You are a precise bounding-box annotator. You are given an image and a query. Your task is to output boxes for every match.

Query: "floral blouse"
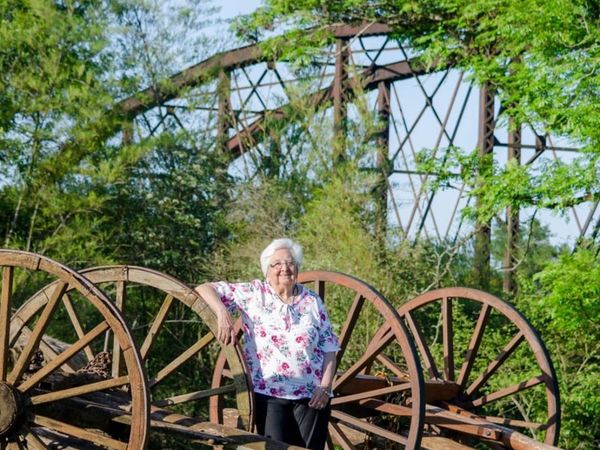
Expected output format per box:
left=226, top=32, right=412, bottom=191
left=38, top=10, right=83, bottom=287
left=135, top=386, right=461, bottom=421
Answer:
left=212, top=279, right=340, bottom=400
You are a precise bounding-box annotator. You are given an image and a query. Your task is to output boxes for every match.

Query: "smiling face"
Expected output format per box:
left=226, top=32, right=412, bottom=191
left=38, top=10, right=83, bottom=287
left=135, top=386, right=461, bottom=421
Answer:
left=266, top=247, right=298, bottom=295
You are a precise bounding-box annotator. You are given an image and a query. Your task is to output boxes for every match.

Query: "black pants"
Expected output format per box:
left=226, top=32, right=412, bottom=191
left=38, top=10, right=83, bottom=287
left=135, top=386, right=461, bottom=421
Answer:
left=254, top=392, right=330, bottom=450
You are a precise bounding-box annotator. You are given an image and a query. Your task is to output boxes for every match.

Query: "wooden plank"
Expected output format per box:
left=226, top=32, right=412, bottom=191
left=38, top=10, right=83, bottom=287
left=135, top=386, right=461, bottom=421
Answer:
left=153, top=383, right=236, bottom=407
left=331, top=409, right=408, bottom=445
left=32, top=415, right=127, bottom=450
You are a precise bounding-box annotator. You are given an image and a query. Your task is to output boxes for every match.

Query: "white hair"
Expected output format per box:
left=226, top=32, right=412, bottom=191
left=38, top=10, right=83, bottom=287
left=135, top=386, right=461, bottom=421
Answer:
left=260, top=238, right=303, bottom=276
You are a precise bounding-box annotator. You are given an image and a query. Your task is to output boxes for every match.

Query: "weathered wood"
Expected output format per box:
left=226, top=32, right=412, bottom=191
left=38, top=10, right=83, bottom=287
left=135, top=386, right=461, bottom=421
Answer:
left=62, top=294, right=95, bottom=362
left=0, top=267, right=13, bottom=381
left=18, top=322, right=110, bottom=393
left=32, top=415, right=127, bottom=450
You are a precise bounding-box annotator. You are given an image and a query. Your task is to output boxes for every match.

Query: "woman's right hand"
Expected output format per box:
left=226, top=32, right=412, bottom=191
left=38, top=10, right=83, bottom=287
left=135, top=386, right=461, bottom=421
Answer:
left=216, top=308, right=236, bottom=345
left=195, top=283, right=237, bottom=346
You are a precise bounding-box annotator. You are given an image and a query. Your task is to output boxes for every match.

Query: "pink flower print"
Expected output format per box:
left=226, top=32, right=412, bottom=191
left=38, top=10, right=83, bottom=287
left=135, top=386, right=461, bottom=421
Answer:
left=306, top=366, right=312, bottom=374
left=256, top=352, right=263, bottom=360
left=258, top=381, right=266, bottom=390
left=270, top=388, right=278, bottom=395
left=315, top=369, right=322, bottom=378
left=259, top=329, right=267, bottom=337
left=281, top=362, right=289, bottom=370
left=320, top=312, right=327, bottom=321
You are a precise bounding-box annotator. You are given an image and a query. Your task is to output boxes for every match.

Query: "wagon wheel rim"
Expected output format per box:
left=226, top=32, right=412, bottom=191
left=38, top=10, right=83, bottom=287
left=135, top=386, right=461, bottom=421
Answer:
left=15, top=265, right=253, bottom=432
left=211, top=270, right=425, bottom=450
left=397, top=287, right=560, bottom=447
left=0, top=250, right=149, bottom=450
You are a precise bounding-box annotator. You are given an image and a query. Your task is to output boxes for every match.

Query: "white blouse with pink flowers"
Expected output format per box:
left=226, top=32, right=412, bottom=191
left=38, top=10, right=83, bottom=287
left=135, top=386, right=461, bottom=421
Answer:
left=212, top=279, right=340, bottom=400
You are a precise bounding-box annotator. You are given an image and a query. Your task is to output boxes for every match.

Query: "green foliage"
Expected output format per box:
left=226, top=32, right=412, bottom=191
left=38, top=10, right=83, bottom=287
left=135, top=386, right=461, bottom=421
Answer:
left=517, top=247, right=600, bottom=449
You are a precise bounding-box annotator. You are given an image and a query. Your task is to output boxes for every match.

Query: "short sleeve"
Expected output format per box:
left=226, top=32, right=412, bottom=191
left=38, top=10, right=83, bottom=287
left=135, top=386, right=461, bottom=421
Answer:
left=316, top=298, right=340, bottom=353
left=211, top=281, right=255, bottom=314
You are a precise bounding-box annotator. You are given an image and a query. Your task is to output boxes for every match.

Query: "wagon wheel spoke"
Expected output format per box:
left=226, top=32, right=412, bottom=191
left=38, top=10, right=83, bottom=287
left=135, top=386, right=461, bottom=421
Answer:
left=0, top=267, right=13, bottom=381
left=300, top=271, right=424, bottom=450
left=375, top=353, right=410, bottom=379
left=22, top=426, right=48, bottom=450
left=111, top=280, right=126, bottom=378
left=465, top=331, right=524, bottom=397
left=149, top=331, right=214, bottom=387
left=480, top=415, right=546, bottom=431
left=404, top=311, right=440, bottom=380
left=32, top=415, right=128, bottom=450
left=332, top=410, right=408, bottom=446
left=331, top=382, right=412, bottom=405
left=400, top=287, right=561, bottom=447
left=333, top=328, right=396, bottom=391
left=30, top=376, right=129, bottom=405
left=328, top=422, right=357, bottom=450
left=139, top=293, right=175, bottom=361
left=2, top=252, right=148, bottom=449
left=457, top=303, right=491, bottom=388
left=336, top=293, right=365, bottom=367
left=73, top=265, right=252, bottom=429
left=61, top=293, right=95, bottom=362
left=442, top=296, right=454, bottom=381
left=9, top=281, right=68, bottom=385
left=465, top=374, right=545, bottom=409
left=18, top=321, right=110, bottom=392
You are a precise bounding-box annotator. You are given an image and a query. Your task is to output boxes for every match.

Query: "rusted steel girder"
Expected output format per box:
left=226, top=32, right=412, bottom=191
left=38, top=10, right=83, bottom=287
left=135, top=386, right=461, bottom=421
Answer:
left=503, top=118, right=521, bottom=295
left=117, top=23, right=392, bottom=118
left=473, top=82, right=495, bottom=289
left=225, top=59, right=430, bottom=158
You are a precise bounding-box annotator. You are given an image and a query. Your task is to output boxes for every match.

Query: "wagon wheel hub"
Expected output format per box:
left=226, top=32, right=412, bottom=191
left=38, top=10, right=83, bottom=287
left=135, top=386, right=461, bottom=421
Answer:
left=0, top=383, right=24, bottom=437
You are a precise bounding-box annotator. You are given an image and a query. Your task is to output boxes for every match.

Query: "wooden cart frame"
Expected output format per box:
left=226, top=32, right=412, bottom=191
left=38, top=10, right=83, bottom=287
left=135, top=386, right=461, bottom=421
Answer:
left=0, top=250, right=561, bottom=450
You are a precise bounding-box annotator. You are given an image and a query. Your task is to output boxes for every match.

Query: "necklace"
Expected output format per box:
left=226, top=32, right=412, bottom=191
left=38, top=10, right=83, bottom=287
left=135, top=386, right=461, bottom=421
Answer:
left=278, top=284, right=299, bottom=305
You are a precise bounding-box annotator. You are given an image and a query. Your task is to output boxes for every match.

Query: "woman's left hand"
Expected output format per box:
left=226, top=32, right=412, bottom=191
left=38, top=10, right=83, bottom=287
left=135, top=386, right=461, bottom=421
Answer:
left=308, top=385, right=331, bottom=410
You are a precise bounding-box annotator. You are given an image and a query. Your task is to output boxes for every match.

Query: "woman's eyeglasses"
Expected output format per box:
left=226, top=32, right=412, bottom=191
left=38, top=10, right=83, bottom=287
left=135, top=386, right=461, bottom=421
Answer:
left=269, top=260, right=296, bottom=270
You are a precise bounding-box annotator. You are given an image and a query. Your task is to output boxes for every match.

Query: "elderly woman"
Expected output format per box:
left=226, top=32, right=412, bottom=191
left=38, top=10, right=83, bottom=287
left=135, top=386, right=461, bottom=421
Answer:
left=196, top=238, right=339, bottom=450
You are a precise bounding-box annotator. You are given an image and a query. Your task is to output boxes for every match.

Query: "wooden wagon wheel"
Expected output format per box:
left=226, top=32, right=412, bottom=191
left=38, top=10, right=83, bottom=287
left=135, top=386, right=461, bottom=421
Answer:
left=14, top=265, right=253, bottom=443
left=396, top=287, right=560, bottom=449
left=0, top=250, right=149, bottom=449
left=210, top=270, right=426, bottom=450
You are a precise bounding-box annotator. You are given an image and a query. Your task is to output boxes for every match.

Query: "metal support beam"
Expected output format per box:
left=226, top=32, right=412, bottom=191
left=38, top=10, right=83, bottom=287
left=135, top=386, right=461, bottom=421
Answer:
left=473, top=83, right=495, bottom=289
left=333, top=38, right=349, bottom=165
left=375, top=80, right=391, bottom=250
left=216, top=69, right=232, bottom=205
left=503, top=119, right=521, bottom=295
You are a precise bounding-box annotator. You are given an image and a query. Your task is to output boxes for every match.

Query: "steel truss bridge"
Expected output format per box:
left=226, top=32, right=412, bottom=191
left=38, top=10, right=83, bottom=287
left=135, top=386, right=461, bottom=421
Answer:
left=115, top=23, right=597, bottom=292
